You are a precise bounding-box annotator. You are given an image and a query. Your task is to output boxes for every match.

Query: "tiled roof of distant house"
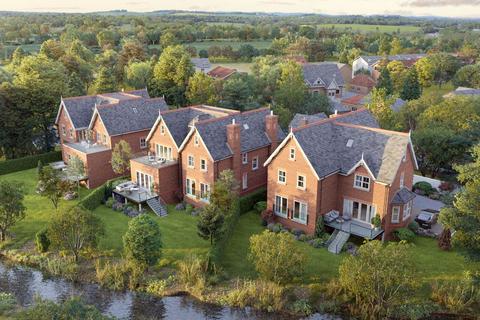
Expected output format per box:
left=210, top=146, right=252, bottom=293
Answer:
left=191, top=58, right=212, bottom=72
left=58, top=89, right=150, bottom=129
left=207, top=66, right=237, bottom=80
left=302, top=62, right=345, bottom=88
left=289, top=113, right=328, bottom=129
left=444, top=87, right=480, bottom=98
left=359, top=54, right=426, bottom=67
left=351, top=74, right=376, bottom=88
left=341, top=94, right=367, bottom=106
left=194, top=108, right=286, bottom=161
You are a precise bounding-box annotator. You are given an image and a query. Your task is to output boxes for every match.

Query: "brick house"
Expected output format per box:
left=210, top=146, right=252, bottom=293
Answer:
left=352, top=54, right=426, bottom=80
left=129, top=105, right=238, bottom=204
left=264, top=109, right=417, bottom=246
left=178, top=108, right=285, bottom=207
left=302, top=62, right=346, bottom=98
left=207, top=66, right=237, bottom=80
left=349, top=74, right=376, bottom=94
left=56, top=89, right=168, bottom=188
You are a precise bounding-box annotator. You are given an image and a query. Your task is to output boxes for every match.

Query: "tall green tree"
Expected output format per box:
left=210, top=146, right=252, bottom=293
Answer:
left=111, top=140, right=132, bottom=175
left=0, top=181, right=25, bottom=241
left=220, top=74, right=257, bottom=111
left=39, top=39, right=65, bottom=60
left=123, top=214, right=162, bottom=266
left=93, top=67, right=118, bottom=94
left=36, top=165, right=64, bottom=210
left=400, top=68, right=422, bottom=101
left=377, top=68, right=394, bottom=96
left=197, top=204, right=224, bottom=245
left=49, top=206, right=105, bottom=262
left=186, top=72, right=218, bottom=105
left=367, top=88, right=396, bottom=129
left=274, top=60, right=306, bottom=113
left=125, top=61, right=152, bottom=89
left=454, top=64, right=480, bottom=89
left=439, top=145, right=480, bottom=260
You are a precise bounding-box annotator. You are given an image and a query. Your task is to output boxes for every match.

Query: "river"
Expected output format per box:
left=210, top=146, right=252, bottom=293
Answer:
left=0, top=260, right=341, bottom=320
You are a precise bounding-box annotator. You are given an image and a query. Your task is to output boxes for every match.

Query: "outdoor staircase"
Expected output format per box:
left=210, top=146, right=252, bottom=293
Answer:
left=146, top=198, right=168, bottom=217
left=327, top=230, right=350, bottom=254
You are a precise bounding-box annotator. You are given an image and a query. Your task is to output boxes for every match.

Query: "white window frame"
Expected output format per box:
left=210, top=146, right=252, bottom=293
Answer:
left=274, top=195, right=288, bottom=218
left=289, top=148, right=296, bottom=160
left=403, top=201, right=412, bottom=221
left=102, top=134, right=107, bottom=144
left=200, top=183, right=210, bottom=202
left=96, top=132, right=101, bottom=143
left=242, top=172, right=248, bottom=190
left=278, top=169, right=286, bottom=184
left=186, top=178, right=196, bottom=197
left=200, top=158, right=207, bottom=172
left=242, top=153, right=248, bottom=164
left=155, top=144, right=172, bottom=160
left=293, top=200, right=308, bottom=224
left=252, top=156, right=258, bottom=171
left=354, top=174, right=370, bottom=191
left=188, top=155, right=194, bottom=168
left=140, top=137, right=147, bottom=149
left=160, top=125, right=165, bottom=135
left=194, top=135, right=199, bottom=146
left=392, top=206, right=400, bottom=223
left=297, top=174, right=306, bottom=190
left=136, top=171, right=153, bottom=190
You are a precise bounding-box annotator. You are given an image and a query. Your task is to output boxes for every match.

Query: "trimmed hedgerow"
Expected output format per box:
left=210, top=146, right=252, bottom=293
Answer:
left=78, top=185, right=106, bottom=211
left=0, top=151, right=62, bottom=175
left=239, top=188, right=266, bottom=214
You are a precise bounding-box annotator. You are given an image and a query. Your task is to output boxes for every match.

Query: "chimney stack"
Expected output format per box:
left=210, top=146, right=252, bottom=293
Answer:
left=227, top=118, right=242, bottom=183
left=329, top=110, right=339, bottom=118
left=265, top=110, right=279, bottom=152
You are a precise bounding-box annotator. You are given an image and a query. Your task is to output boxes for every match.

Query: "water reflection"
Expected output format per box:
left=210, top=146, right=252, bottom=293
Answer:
left=0, top=261, right=341, bottom=320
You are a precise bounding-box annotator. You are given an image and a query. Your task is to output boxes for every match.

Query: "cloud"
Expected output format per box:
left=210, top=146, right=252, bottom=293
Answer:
left=406, top=0, right=480, bottom=7
left=259, top=1, right=296, bottom=6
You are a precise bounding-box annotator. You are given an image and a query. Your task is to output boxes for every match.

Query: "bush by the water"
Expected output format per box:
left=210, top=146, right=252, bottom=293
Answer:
left=35, top=229, right=50, bottom=253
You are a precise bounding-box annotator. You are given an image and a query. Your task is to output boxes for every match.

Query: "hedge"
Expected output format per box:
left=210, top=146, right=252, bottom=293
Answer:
left=0, top=151, right=62, bottom=176
left=78, top=185, right=106, bottom=211
left=239, top=187, right=267, bottom=214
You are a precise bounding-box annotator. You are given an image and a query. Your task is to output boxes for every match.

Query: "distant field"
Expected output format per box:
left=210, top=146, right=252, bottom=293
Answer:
left=187, top=40, right=271, bottom=50
left=211, top=62, right=253, bottom=73
left=318, top=23, right=421, bottom=33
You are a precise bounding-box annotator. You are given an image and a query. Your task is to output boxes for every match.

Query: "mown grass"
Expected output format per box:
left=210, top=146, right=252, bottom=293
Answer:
left=317, top=23, right=421, bottom=33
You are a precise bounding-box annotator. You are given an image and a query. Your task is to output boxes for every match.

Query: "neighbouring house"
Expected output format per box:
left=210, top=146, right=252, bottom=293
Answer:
left=56, top=89, right=168, bottom=188
left=264, top=108, right=417, bottom=251
left=178, top=108, right=286, bottom=207
left=340, top=93, right=369, bottom=110
left=191, top=58, right=213, bottom=73
left=289, top=112, right=327, bottom=129
left=443, top=87, right=480, bottom=98
left=303, top=62, right=346, bottom=98
left=129, top=105, right=239, bottom=205
left=207, top=66, right=237, bottom=80
left=352, top=54, right=426, bottom=79
left=349, top=74, right=376, bottom=94
left=390, top=98, right=407, bottom=113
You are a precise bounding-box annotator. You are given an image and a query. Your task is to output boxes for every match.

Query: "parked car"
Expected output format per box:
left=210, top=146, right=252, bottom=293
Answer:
left=415, top=209, right=439, bottom=229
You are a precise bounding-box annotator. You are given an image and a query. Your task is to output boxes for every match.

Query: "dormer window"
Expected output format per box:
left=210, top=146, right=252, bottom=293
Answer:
left=354, top=174, right=370, bottom=191
left=133, top=107, right=138, bottom=114
left=243, top=123, right=249, bottom=130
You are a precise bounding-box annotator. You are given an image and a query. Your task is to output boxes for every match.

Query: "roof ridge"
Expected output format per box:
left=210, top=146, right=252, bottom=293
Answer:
left=195, top=107, right=271, bottom=126
left=292, top=108, right=369, bottom=132
left=334, top=121, right=409, bottom=137
left=160, top=106, right=194, bottom=115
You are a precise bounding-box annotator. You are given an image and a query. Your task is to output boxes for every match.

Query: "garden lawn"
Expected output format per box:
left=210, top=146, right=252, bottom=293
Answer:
left=92, top=205, right=209, bottom=261
left=0, top=168, right=92, bottom=249
left=221, top=212, right=480, bottom=289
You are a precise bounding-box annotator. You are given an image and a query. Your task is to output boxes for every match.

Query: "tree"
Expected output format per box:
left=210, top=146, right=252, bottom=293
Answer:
left=111, top=140, right=132, bottom=175
left=48, top=206, right=105, bottom=262
left=302, top=92, right=332, bottom=115
left=377, top=68, right=394, bottom=96
left=274, top=61, right=306, bottom=113
left=400, top=68, right=421, bottom=101
left=339, top=241, right=416, bottom=319
left=415, top=57, right=435, bottom=87
left=123, top=214, right=162, bottom=266
left=93, top=67, right=117, bottom=94
left=118, top=41, right=146, bottom=83
left=36, top=166, right=64, bottom=210
left=378, top=34, right=392, bottom=55
left=249, top=230, right=306, bottom=284
left=390, top=37, right=403, bottom=55
left=220, top=74, right=257, bottom=111
left=160, top=32, right=177, bottom=48
left=387, top=60, right=407, bottom=92
left=439, top=145, right=480, bottom=260
left=367, top=88, right=396, bottom=129
left=454, top=64, right=480, bottom=89
left=186, top=72, right=218, bottom=105
left=197, top=204, right=224, bottom=245
left=39, top=39, right=65, bottom=60
left=0, top=181, right=25, bottom=241
left=125, top=61, right=152, bottom=89
left=96, top=30, right=118, bottom=49
left=65, top=155, right=85, bottom=194
left=209, top=169, right=239, bottom=215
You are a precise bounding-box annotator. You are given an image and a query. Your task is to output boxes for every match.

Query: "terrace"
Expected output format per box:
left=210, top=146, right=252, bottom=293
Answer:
left=64, top=141, right=110, bottom=154
left=324, top=211, right=384, bottom=239
left=130, top=155, right=178, bottom=169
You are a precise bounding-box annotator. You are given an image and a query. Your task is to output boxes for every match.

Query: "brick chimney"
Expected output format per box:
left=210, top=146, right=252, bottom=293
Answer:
left=226, top=118, right=242, bottom=183
left=265, top=110, right=279, bottom=152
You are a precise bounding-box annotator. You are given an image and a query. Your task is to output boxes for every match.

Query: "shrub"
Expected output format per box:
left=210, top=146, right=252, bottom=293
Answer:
left=40, top=257, right=78, bottom=281
left=438, top=181, right=454, bottom=192
left=0, top=151, right=62, bottom=175
left=239, top=188, right=266, bottom=214
left=438, top=228, right=452, bottom=251
left=219, top=280, right=286, bottom=312
left=123, top=214, right=162, bottom=266
left=310, top=238, right=325, bottom=248
left=291, top=228, right=304, bottom=237
left=315, top=216, right=325, bottom=237
left=177, top=255, right=207, bottom=294
left=254, top=201, right=267, bottom=214
left=249, top=230, right=306, bottom=284
left=145, top=277, right=174, bottom=296
left=0, top=292, right=16, bottom=315
left=105, top=198, right=114, bottom=208
left=290, top=299, right=313, bottom=316
left=95, top=259, right=126, bottom=290
left=408, top=221, right=420, bottom=232
left=35, top=228, right=50, bottom=253
left=413, top=181, right=436, bottom=196
left=393, top=228, right=415, bottom=242
left=371, top=214, right=381, bottom=228
left=431, top=272, right=479, bottom=313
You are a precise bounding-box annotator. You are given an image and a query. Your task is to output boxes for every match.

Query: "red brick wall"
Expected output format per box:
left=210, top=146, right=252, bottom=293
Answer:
left=57, top=106, right=77, bottom=144
left=147, top=119, right=180, bottom=159
left=91, top=116, right=110, bottom=148
left=239, top=146, right=270, bottom=196
left=111, top=130, right=150, bottom=155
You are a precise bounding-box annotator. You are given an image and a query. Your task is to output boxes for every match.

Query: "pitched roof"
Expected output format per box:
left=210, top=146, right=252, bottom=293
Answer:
left=207, top=66, right=237, bottom=79
left=94, top=97, right=168, bottom=136
left=291, top=111, right=410, bottom=184
left=302, top=63, right=345, bottom=88
left=341, top=94, right=367, bottom=106
left=195, top=108, right=286, bottom=161
left=390, top=98, right=407, bottom=112
left=351, top=74, right=376, bottom=87
left=445, top=87, right=480, bottom=97
left=59, top=89, right=150, bottom=129
left=391, top=187, right=416, bottom=204
left=191, top=58, right=212, bottom=71
left=289, top=112, right=328, bottom=129
left=358, top=54, right=426, bottom=67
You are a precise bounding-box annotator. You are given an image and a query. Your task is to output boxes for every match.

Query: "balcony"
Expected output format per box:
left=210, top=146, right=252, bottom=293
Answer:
left=65, top=141, right=109, bottom=154
left=324, top=211, right=383, bottom=240
left=131, top=155, right=178, bottom=169
left=112, top=181, right=158, bottom=204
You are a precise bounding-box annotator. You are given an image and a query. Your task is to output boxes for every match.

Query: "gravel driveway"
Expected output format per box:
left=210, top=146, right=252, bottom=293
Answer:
left=413, top=195, right=445, bottom=236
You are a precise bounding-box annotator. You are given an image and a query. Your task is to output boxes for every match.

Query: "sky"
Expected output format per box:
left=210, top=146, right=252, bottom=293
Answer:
left=2, top=0, right=480, bottom=18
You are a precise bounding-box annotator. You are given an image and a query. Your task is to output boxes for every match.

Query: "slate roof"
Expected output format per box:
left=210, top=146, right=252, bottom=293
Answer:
left=196, top=109, right=286, bottom=161
left=391, top=187, right=416, bottom=204
left=359, top=54, right=426, bottom=67
left=95, top=97, right=168, bottom=136
left=290, top=109, right=409, bottom=185
left=445, top=87, right=480, bottom=97
left=191, top=58, right=212, bottom=72
left=303, top=63, right=345, bottom=88
left=390, top=98, right=407, bottom=112
left=59, top=89, right=150, bottom=129
left=289, top=113, right=328, bottom=129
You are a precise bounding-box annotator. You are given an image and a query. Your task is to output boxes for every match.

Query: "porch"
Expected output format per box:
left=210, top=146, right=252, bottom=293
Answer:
left=324, top=211, right=383, bottom=240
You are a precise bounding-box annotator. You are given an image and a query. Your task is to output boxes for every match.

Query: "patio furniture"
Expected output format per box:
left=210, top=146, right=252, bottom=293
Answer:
left=324, top=210, right=339, bottom=223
